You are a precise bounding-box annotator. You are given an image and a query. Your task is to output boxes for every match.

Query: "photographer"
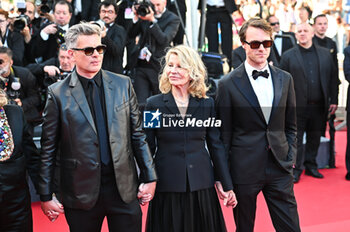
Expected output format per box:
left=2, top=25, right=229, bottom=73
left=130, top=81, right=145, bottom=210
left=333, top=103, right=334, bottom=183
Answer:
left=26, top=43, right=74, bottom=110
left=31, top=0, right=72, bottom=62
left=99, top=0, right=126, bottom=74
left=0, top=47, right=41, bottom=135
left=128, top=0, right=179, bottom=108
left=0, top=9, right=25, bottom=66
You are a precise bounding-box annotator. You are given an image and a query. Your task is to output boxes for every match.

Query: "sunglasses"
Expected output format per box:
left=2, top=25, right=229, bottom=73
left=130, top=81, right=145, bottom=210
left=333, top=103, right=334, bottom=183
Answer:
left=72, top=45, right=107, bottom=56
left=244, top=40, right=273, bottom=49
left=270, top=22, right=280, bottom=26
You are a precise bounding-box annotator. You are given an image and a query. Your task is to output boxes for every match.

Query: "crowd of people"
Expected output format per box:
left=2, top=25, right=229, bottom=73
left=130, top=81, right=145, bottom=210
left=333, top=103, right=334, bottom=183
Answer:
left=0, top=0, right=348, bottom=232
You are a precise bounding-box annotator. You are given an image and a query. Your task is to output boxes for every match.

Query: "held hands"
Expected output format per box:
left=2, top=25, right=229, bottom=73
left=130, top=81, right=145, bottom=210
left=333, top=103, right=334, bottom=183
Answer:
left=44, top=65, right=60, bottom=76
left=137, top=181, right=156, bottom=205
left=215, top=181, right=238, bottom=208
left=41, top=196, right=64, bottom=222
left=328, top=104, right=338, bottom=115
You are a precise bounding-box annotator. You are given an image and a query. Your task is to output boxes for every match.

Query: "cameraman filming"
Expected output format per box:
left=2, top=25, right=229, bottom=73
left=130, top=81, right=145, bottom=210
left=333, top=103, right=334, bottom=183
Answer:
left=128, top=0, right=179, bottom=108
left=32, top=0, right=72, bottom=62
left=0, top=9, right=25, bottom=66
left=0, top=47, right=41, bottom=135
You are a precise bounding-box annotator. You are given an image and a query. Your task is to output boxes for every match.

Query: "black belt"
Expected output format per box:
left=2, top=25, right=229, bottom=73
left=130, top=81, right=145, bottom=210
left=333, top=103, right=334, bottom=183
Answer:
left=307, top=101, right=323, bottom=105
left=207, top=5, right=226, bottom=9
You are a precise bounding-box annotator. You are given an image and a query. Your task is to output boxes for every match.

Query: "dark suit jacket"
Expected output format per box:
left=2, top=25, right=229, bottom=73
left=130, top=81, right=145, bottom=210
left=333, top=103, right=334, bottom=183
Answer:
left=279, top=45, right=339, bottom=112
left=198, top=0, right=237, bottom=13
left=39, top=70, right=157, bottom=209
left=216, top=64, right=297, bottom=184
left=0, top=104, right=39, bottom=194
left=70, top=0, right=100, bottom=25
left=128, top=9, right=180, bottom=71
left=231, top=46, right=279, bottom=69
left=102, top=23, right=127, bottom=74
left=343, top=46, right=350, bottom=111
left=6, top=29, right=25, bottom=66
left=272, top=31, right=296, bottom=62
left=11, top=66, right=41, bottom=122
left=145, top=93, right=233, bottom=192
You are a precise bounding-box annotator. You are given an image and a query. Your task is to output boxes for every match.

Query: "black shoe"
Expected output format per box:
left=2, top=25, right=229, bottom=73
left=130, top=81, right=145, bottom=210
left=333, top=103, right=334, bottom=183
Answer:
left=305, top=169, right=324, bottom=178
left=293, top=172, right=301, bottom=183
left=346, top=173, right=350, bottom=181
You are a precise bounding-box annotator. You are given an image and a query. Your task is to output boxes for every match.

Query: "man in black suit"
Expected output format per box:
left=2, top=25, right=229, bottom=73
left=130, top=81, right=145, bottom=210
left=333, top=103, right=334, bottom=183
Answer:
left=0, top=47, right=41, bottom=134
left=199, top=0, right=237, bottom=65
left=343, top=46, right=350, bottom=180
left=280, top=23, right=339, bottom=183
left=129, top=0, right=179, bottom=108
left=31, top=0, right=72, bottom=62
left=167, top=0, right=186, bottom=45
left=216, top=18, right=300, bottom=232
left=99, top=0, right=126, bottom=74
left=313, top=14, right=339, bottom=168
left=267, top=15, right=295, bottom=64
left=69, top=0, right=100, bottom=25
left=38, top=22, right=157, bottom=232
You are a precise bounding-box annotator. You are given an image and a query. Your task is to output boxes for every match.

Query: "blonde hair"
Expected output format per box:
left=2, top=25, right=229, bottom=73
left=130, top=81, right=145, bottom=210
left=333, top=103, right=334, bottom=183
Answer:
left=159, top=45, right=208, bottom=98
left=0, top=89, right=8, bottom=107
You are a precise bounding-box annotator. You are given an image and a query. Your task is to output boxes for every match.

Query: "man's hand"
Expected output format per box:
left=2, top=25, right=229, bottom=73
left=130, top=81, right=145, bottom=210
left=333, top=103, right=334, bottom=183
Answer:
left=137, top=181, right=156, bottom=205
left=138, top=7, right=156, bottom=23
left=41, top=199, right=64, bottom=222
left=215, top=181, right=238, bottom=207
left=44, top=65, right=60, bottom=77
left=329, top=104, right=338, bottom=115
left=13, top=98, right=22, bottom=106
left=42, top=23, right=58, bottom=35
left=21, top=26, right=31, bottom=44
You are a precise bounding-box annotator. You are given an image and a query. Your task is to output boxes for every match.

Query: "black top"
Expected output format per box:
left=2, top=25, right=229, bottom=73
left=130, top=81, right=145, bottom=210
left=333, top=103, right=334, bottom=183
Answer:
left=298, top=44, right=323, bottom=103
left=77, top=71, right=114, bottom=175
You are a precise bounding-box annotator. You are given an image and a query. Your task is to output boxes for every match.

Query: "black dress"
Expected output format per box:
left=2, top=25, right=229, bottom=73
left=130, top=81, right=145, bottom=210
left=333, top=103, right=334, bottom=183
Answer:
left=144, top=93, right=233, bottom=232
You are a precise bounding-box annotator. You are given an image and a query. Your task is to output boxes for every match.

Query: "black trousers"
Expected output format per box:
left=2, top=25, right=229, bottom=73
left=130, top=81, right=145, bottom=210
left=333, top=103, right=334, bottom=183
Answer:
left=294, top=105, right=325, bottom=173
left=133, top=66, right=160, bottom=109
left=346, top=111, right=350, bottom=174
left=65, top=175, right=142, bottom=232
left=205, top=7, right=233, bottom=64
left=0, top=188, right=33, bottom=232
left=233, top=151, right=300, bottom=232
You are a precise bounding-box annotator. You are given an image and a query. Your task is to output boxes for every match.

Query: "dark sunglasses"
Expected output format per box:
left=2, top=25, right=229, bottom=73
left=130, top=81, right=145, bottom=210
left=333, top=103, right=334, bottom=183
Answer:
left=244, top=40, right=273, bottom=49
left=72, top=45, right=107, bottom=56
left=270, top=22, right=280, bottom=26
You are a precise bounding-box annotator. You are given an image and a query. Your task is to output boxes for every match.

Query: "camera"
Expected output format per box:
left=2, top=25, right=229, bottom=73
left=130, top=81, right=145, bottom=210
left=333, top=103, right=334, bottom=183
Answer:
left=13, top=0, right=30, bottom=32
left=0, top=77, right=21, bottom=105
left=134, top=0, right=155, bottom=17
left=39, top=0, right=51, bottom=16
left=43, top=70, right=70, bottom=87
left=56, top=26, right=65, bottom=44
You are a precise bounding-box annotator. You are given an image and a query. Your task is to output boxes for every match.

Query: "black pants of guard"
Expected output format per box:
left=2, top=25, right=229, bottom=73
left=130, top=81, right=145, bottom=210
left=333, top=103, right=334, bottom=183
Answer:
left=0, top=189, right=33, bottom=232
left=294, top=105, right=325, bottom=173
left=346, top=111, right=350, bottom=174
left=65, top=175, right=142, bottom=232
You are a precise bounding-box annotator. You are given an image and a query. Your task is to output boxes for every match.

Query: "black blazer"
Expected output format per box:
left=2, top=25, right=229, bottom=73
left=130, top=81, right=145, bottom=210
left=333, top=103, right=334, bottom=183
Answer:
left=279, top=45, right=339, bottom=111
left=128, top=10, right=180, bottom=71
left=6, top=29, right=25, bottom=66
left=343, top=46, right=350, bottom=111
left=102, top=23, right=127, bottom=74
left=70, top=0, right=100, bottom=25
left=216, top=64, right=297, bottom=184
left=272, top=31, right=296, bottom=62
left=39, top=70, right=157, bottom=209
left=0, top=104, right=39, bottom=194
left=145, top=93, right=233, bottom=192
left=198, top=0, right=237, bottom=13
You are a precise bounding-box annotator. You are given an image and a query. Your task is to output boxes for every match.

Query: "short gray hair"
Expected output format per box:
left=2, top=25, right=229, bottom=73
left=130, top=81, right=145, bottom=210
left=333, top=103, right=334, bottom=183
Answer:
left=64, top=22, right=101, bottom=49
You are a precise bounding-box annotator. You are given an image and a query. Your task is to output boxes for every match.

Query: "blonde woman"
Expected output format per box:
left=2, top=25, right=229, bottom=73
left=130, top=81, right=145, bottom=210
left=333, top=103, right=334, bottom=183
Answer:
left=144, top=45, right=237, bottom=232
left=0, top=89, right=40, bottom=231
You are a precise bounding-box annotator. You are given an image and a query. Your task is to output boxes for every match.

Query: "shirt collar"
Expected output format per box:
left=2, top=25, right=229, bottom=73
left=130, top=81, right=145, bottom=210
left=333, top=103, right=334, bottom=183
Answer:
left=77, top=70, right=102, bottom=90
left=244, top=60, right=270, bottom=79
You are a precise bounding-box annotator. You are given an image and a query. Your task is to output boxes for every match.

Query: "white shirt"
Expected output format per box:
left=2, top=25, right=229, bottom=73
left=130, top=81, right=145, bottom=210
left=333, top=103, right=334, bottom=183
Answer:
left=274, top=31, right=283, bottom=56
left=207, top=0, right=225, bottom=7
left=244, top=61, right=274, bottom=123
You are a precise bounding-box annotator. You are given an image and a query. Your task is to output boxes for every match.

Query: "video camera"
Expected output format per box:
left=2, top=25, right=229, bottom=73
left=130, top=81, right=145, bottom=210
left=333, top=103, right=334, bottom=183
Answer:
left=133, top=0, right=155, bottom=17
left=13, top=1, right=30, bottom=32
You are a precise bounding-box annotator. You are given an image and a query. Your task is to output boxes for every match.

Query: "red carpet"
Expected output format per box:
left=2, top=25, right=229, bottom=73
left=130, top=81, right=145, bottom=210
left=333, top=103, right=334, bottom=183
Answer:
left=32, top=131, right=350, bottom=232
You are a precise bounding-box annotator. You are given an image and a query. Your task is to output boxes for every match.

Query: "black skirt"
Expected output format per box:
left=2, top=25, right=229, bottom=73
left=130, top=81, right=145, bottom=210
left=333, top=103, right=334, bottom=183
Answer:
left=146, top=187, right=227, bottom=232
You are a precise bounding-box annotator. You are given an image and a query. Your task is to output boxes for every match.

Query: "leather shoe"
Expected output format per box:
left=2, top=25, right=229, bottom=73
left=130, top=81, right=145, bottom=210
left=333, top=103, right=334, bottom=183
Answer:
left=305, top=169, right=324, bottom=178
left=293, top=172, right=301, bottom=183
left=346, top=173, right=350, bottom=181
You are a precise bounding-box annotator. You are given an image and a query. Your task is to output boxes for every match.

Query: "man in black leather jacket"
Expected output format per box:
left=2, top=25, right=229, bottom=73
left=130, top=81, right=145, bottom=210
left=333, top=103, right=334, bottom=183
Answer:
left=38, top=22, right=157, bottom=232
